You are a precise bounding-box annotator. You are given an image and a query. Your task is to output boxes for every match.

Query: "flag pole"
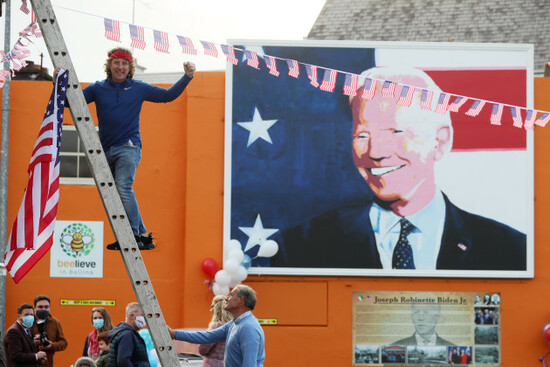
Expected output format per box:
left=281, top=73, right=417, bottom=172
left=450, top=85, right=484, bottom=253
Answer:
left=0, top=0, right=12, bottom=344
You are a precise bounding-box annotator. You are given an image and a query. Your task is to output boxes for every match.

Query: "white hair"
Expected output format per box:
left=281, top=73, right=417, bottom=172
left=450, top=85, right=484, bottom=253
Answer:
left=352, top=66, right=454, bottom=156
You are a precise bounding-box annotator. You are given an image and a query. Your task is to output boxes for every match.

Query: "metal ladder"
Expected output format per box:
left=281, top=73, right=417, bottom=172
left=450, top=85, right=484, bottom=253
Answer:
left=30, top=0, right=181, bottom=365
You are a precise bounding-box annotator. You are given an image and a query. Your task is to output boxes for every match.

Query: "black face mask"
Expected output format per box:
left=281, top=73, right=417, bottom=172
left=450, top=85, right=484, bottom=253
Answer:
left=36, top=310, right=49, bottom=320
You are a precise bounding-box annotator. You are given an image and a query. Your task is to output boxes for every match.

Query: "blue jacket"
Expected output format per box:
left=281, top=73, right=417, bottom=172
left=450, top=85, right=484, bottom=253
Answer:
left=107, top=322, right=149, bottom=367
left=83, top=74, right=192, bottom=151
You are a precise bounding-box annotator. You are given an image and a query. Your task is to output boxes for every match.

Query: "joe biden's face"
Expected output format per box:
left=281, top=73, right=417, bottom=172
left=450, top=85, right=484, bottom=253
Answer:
left=351, top=72, right=451, bottom=215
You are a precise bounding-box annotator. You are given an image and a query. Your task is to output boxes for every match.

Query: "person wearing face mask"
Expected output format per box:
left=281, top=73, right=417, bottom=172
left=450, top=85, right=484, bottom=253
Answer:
left=4, top=303, right=47, bottom=366
left=30, top=295, right=67, bottom=367
left=82, top=308, right=114, bottom=360
left=107, top=302, right=149, bottom=367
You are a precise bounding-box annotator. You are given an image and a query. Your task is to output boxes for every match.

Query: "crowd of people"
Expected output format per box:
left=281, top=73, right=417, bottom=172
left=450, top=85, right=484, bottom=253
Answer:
left=448, top=347, right=472, bottom=364
left=2, top=284, right=264, bottom=367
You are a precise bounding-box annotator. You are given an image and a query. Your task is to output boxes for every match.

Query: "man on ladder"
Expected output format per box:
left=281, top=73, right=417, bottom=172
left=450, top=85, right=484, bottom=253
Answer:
left=55, top=47, right=196, bottom=250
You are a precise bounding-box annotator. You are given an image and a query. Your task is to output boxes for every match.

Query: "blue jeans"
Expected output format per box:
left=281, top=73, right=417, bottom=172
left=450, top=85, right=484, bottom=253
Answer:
left=105, top=141, right=146, bottom=235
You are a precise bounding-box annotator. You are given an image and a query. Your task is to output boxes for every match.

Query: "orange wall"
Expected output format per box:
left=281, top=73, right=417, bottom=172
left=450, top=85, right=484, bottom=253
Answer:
left=2, top=75, right=550, bottom=366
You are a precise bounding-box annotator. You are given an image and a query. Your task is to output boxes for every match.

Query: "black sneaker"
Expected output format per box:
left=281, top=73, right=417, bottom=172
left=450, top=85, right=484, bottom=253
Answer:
left=136, top=233, right=156, bottom=250
left=106, top=234, right=156, bottom=251
left=106, top=241, right=120, bottom=250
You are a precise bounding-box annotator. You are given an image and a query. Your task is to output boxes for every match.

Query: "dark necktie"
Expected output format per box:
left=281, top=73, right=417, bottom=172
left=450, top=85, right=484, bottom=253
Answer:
left=392, top=218, right=416, bottom=269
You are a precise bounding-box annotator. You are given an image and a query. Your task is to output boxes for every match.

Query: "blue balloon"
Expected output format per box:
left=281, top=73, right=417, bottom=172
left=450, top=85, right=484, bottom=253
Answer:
left=148, top=349, right=159, bottom=367
left=138, top=329, right=154, bottom=351
left=241, top=254, right=252, bottom=270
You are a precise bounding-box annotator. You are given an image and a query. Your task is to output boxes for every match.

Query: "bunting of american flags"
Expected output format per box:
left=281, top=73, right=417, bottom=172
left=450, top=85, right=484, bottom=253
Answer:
left=5, top=10, right=550, bottom=130
left=4, top=70, right=69, bottom=283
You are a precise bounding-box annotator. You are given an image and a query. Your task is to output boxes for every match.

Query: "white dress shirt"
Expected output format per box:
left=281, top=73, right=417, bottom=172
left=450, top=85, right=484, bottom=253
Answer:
left=369, top=190, right=446, bottom=270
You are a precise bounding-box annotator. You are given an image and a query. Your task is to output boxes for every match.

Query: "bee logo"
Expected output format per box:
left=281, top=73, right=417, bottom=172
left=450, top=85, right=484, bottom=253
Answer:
left=62, top=232, right=93, bottom=253
left=59, top=223, right=95, bottom=258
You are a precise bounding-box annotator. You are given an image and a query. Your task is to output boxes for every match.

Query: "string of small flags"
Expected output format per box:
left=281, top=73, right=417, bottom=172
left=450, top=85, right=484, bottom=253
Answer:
left=6, top=1, right=550, bottom=129
left=100, top=16, right=550, bottom=129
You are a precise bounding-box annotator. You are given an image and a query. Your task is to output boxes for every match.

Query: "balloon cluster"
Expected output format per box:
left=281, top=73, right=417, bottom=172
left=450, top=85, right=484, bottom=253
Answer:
left=201, top=239, right=279, bottom=296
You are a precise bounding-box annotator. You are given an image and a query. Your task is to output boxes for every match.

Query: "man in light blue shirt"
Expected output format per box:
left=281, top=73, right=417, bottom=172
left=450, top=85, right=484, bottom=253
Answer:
left=169, top=285, right=265, bottom=367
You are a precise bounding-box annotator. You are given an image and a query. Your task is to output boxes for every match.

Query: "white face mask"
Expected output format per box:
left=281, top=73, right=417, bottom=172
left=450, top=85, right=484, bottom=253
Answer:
left=135, top=315, right=146, bottom=329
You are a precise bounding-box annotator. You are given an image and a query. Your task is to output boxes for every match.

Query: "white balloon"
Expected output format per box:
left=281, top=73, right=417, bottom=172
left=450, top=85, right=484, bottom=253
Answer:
left=224, top=258, right=239, bottom=274
left=212, top=282, right=229, bottom=296
left=227, top=276, right=241, bottom=288
left=234, top=265, right=248, bottom=282
left=228, top=239, right=242, bottom=252
left=228, top=248, right=244, bottom=263
left=214, top=270, right=231, bottom=286
left=257, top=240, right=279, bottom=258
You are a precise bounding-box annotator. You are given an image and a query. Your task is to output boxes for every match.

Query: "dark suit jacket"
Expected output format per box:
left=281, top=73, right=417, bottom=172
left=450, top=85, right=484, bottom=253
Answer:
left=3, top=322, right=39, bottom=367
left=271, top=194, right=526, bottom=270
left=392, top=332, right=453, bottom=346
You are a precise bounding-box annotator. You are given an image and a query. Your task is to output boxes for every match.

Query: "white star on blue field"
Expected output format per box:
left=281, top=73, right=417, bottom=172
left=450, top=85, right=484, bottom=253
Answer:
left=236, top=107, right=279, bottom=147
left=239, top=214, right=279, bottom=252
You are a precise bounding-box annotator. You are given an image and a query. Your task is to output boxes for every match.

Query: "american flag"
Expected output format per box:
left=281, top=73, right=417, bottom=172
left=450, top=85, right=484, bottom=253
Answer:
left=220, top=45, right=239, bottom=65
left=524, top=110, right=536, bottom=130
left=286, top=59, right=299, bottom=78
left=264, top=56, right=279, bottom=77
left=396, top=86, right=414, bottom=107
left=465, top=99, right=486, bottom=117
left=434, top=93, right=451, bottom=113
left=177, top=36, right=198, bottom=55
left=153, top=29, right=169, bottom=53
left=244, top=50, right=260, bottom=69
left=510, top=106, right=524, bottom=128
left=490, top=103, right=504, bottom=125
left=0, top=70, right=11, bottom=88
left=319, top=69, right=337, bottom=92
left=535, top=112, right=550, bottom=127
left=20, top=0, right=30, bottom=14
left=343, top=73, right=358, bottom=97
left=447, top=96, right=468, bottom=112
left=129, top=24, right=146, bottom=50
left=420, top=89, right=433, bottom=110
left=104, top=18, right=120, bottom=42
left=305, top=64, right=319, bottom=87
left=201, top=41, right=218, bottom=58
left=4, top=70, right=68, bottom=283
left=361, top=78, right=377, bottom=100
left=381, top=80, right=396, bottom=98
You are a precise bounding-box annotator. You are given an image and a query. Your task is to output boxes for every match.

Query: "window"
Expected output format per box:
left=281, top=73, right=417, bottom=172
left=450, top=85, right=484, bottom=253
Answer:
left=59, top=125, right=95, bottom=185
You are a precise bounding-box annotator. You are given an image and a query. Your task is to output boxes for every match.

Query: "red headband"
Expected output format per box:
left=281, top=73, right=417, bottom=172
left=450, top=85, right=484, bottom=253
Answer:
left=109, top=50, right=133, bottom=62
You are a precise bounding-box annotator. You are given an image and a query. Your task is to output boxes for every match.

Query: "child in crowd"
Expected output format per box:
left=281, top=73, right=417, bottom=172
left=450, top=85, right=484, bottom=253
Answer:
left=95, top=332, right=110, bottom=367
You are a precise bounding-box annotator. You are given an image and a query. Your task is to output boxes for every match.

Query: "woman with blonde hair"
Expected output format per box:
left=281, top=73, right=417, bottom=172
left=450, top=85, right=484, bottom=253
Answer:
left=82, top=307, right=114, bottom=360
left=198, top=295, right=233, bottom=367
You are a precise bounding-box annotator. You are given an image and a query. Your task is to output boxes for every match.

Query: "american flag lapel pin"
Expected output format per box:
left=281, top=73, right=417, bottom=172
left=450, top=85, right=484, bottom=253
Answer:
left=457, top=243, right=467, bottom=252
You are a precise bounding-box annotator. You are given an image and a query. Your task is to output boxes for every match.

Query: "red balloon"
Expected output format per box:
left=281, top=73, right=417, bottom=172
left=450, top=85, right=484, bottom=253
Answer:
left=544, top=325, right=550, bottom=343
left=201, top=258, right=218, bottom=279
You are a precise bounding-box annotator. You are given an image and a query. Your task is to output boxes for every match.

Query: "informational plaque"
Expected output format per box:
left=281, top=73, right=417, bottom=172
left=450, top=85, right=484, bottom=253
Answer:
left=353, top=291, right=500, bottom=366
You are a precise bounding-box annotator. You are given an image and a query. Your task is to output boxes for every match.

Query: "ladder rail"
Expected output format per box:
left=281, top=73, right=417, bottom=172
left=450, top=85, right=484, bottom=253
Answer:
left=29, top=1, right=181, bottom=365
